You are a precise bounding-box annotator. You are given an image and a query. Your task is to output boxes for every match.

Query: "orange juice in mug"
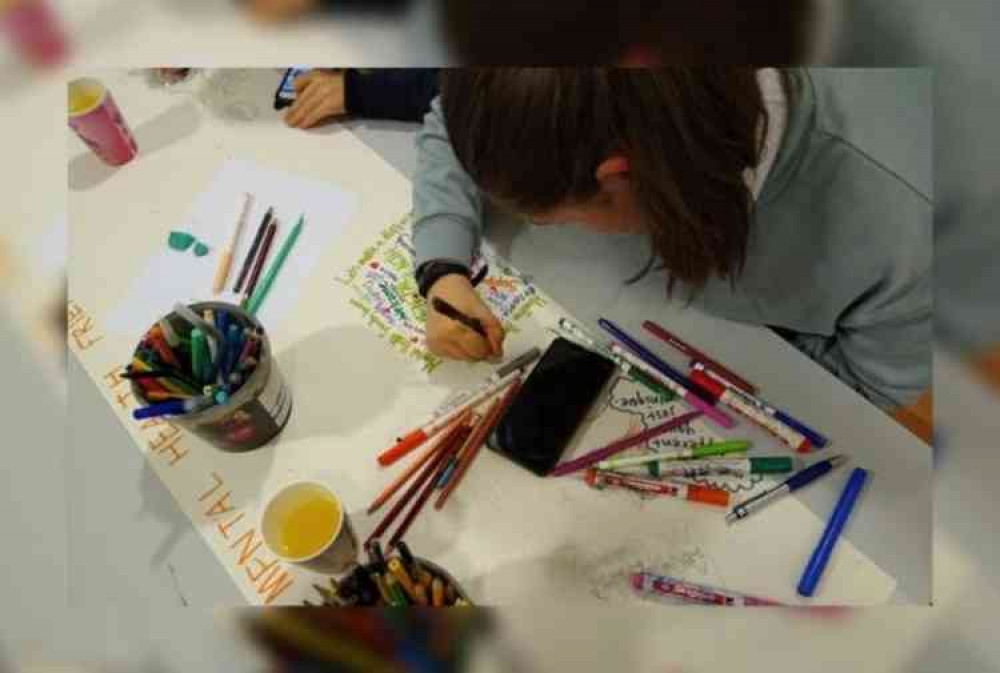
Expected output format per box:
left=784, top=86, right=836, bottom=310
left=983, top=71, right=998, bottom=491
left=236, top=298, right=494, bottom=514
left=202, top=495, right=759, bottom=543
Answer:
left=261, top=481, right=358, bottom=574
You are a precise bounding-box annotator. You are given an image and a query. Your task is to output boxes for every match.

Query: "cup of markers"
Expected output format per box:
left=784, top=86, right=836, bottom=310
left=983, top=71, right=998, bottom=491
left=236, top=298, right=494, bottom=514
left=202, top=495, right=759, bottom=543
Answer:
left=126, top=301, right=293, bottom=452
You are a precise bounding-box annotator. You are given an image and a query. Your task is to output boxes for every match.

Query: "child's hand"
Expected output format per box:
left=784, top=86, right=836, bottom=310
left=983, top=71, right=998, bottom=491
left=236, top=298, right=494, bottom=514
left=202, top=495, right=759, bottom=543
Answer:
left=426, top=274, right=505, bottom=362
left=285, top=70, right=346, bottom=129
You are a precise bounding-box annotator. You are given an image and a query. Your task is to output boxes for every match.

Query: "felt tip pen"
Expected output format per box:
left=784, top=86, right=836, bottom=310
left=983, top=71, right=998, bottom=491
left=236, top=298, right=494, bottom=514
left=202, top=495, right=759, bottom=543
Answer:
left=599, top=318, right=719, bottom=404
left=726, top=455, right=848, bottom=524
left=596, top=440, right=750, bottom=470
left=430, top=347, right=541, bottom=420
left=642, top=320, right=757, bottom=394
left=607, top=342, right=735, bottom=429
left=585, top=469, right=730, bottom=507
left=558, top=318, right=675, bottom=402
left=379, top=370, right=522, bottom=466
left=614, top=456, right=797, bottom=480
left=631, top=572, right=784, bottom=606
left=132, top=395, right=214, bottom=420
left=798, top=467, right=869, bottom=597
left=172, top=302, right=223, bottom=344
left=690, top=369, right=811, bottom=453
left=693, top=362, right=828, bottom=449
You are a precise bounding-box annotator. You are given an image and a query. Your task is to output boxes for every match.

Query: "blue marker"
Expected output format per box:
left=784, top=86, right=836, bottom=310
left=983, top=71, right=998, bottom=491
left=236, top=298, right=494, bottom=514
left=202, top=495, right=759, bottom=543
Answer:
left=132, top=395, right=215, bottom=420
left=797, top=467, right=869, bottom=597
left=598, top=318, right=716, bottom=404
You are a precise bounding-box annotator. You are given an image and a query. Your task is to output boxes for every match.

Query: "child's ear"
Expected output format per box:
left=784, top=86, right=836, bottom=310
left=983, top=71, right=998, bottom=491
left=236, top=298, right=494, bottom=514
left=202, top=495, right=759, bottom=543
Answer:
left=595, top=156, right=630, bottom=191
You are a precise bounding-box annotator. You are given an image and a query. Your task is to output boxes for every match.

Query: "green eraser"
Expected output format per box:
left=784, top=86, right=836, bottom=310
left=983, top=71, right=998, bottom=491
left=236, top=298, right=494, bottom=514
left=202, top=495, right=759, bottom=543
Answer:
left=193, top=241, right=210, bottom=257
left=168, top=231, right=195, bottom=251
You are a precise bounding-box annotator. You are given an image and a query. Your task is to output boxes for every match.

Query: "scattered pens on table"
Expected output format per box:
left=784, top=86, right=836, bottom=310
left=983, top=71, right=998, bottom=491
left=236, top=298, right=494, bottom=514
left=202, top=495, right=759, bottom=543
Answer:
left=691, top=362, right=828, bottom=448
left=689, top=368, right=812, bottom=452
left=642, top=319, right=757, bottom=394
left=550, top=410, right=702, bottom=477
left=598, top=318, right=734, bottom=429
left=726, top=455, right=848, bottom=524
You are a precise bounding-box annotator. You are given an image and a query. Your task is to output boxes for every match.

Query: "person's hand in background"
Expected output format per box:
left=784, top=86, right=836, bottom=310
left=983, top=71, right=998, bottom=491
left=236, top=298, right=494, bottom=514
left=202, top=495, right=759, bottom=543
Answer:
left=246, top=0, right=319, bottom=22
left=425, top=274, right=505, bottom=362
left=284, top=70, right=347, bottom=129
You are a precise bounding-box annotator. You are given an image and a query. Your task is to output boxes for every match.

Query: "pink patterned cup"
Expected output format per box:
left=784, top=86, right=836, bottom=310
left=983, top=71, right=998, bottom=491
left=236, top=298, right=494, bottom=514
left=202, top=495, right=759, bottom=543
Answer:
left=68, top=78, right=139, bottom=167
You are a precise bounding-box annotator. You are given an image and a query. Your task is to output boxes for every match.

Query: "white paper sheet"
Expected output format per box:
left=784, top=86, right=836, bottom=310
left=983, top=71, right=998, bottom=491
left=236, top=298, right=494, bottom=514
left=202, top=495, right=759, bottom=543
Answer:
left=102, top=158, right=358, bottom=337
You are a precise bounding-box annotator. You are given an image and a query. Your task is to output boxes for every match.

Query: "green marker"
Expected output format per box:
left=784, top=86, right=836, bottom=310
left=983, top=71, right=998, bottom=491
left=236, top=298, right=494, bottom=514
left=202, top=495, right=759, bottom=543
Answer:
left=190, top=328, right=209, bottom=385
left=245, top=214, right=304, bottom=316
left=597, top=440, right=750, bottom=471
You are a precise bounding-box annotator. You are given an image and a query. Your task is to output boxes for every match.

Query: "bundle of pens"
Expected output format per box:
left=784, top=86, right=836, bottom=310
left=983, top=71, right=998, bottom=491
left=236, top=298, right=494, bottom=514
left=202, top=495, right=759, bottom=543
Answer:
left=127, top=302, right=262, bottom=421
left=365, top=348, right=541, bottom=550
left=556, top=316, right=829, bottom=453
left=306, top=541, right=471, bottom=607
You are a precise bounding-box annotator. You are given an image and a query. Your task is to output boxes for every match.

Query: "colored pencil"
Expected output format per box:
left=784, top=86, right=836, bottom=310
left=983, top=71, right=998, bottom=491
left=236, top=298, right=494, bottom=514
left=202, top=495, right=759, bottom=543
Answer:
left=550, top=410, right=703, bottom=476
left=214, top=192, right=254, bottom=295
left=388, top=423, right=471, bottom=550
left=366, top=421, right=471, bottom=547
left=435, top=377, right=523, bottom=509
left=242, top=217, right=278, bottom=304
left=233, top=206, right=272, bottom=293
left=246, top=214, right=305, bottom=316
left=367, top=411, right=471, bottom=514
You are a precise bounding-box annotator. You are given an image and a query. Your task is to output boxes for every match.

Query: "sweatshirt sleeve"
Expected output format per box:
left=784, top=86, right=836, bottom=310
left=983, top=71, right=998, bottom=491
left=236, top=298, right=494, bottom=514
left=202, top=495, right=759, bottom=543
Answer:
left=411, top=96, right=485, bottom=270
left=343, top=69, right=440, bottom=123
left=780, top=268, right=932, bottom=412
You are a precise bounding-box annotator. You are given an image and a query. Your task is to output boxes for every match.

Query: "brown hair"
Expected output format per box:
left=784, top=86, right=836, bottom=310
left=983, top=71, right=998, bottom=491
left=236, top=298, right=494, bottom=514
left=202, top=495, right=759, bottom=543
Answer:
left=441, top=68, right=775, bottom=293
left=439, top=1, right=817, bottom=64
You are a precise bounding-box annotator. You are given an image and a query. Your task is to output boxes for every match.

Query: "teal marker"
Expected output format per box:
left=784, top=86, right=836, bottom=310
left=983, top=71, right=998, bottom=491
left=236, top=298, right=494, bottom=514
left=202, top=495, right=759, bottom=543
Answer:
left=597, top=440, right=750, bottom=471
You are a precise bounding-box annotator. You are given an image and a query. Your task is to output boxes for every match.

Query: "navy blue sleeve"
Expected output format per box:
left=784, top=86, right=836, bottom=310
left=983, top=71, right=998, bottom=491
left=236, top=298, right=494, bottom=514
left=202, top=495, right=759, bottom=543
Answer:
left=343, top=69, right=440, bottom=123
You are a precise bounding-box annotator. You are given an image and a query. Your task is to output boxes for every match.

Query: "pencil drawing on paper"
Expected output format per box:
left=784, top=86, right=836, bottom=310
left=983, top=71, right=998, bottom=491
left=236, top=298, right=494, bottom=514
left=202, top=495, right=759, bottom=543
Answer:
left=336, top=213, right=548, bottom=372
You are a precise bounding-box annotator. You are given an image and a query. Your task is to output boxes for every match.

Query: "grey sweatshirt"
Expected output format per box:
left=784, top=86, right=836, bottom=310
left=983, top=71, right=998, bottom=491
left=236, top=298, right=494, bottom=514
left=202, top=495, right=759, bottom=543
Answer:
left=412, top=69, right=931, bottom=411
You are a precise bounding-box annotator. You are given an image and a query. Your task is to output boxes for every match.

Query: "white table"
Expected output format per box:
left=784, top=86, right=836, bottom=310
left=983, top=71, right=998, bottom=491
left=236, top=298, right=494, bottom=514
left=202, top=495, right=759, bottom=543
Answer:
left=65, top=68, right=930, bottom=606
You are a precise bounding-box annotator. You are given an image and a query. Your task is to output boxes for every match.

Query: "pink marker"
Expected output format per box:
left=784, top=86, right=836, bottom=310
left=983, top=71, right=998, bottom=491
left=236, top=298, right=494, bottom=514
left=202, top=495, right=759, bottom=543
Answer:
left=608, top=343, right=735, bottom=429
left=631, top=571, right=784, bottom=607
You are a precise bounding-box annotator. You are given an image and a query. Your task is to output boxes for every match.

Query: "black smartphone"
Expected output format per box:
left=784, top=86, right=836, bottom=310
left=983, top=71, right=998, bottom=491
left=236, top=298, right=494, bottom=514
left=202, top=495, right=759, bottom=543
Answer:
left=488, top=337, right=617, bottom=476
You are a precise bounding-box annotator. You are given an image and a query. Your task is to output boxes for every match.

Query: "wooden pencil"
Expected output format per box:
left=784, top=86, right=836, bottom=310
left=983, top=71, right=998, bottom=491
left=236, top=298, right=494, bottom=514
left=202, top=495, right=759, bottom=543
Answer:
left=367, top=411, right=470, bottom=515
left=365, top=420, right=470, bottom=547
left=387, top=423, right=473, bottom=550
left=435, top=377, right=523, bottom=510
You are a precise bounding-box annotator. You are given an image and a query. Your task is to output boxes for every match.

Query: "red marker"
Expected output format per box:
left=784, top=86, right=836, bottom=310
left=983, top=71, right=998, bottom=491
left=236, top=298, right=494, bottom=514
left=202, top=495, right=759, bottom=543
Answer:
left=642, top=320, right=756, bottom=394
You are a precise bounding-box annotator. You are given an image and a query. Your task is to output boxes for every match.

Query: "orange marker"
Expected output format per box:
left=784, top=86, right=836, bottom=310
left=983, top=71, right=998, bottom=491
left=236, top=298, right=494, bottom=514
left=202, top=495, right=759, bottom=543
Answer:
left=367, top=411, right=471, bottom=514
left=584, top=469, right=730, bottom=507
left=414, top=583, right=429, bottom=606
left=378, top=370, right=521, bottom=466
